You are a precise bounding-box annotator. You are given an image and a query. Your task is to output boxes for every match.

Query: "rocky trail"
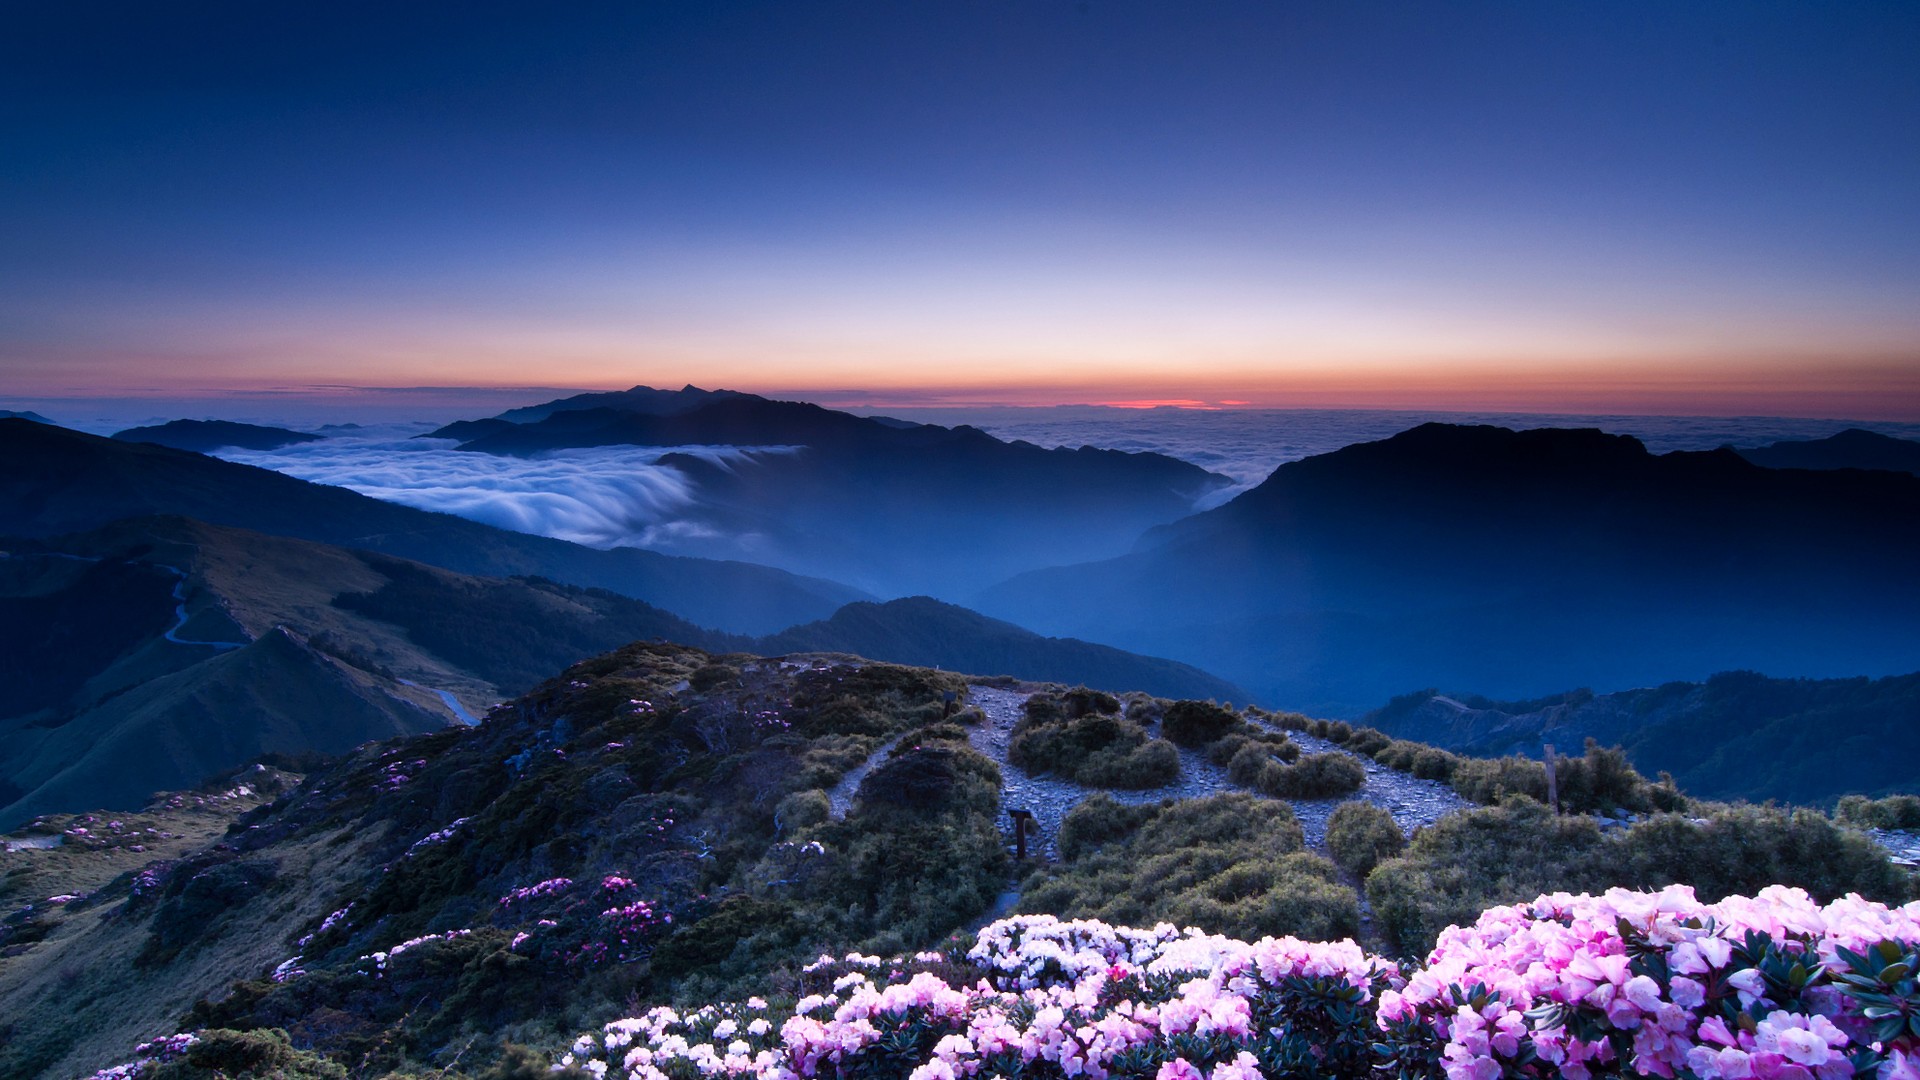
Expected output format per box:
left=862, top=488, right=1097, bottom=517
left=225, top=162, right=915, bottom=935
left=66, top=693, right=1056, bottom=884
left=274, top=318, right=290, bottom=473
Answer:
left=961, top=684, right=1471, bottom=859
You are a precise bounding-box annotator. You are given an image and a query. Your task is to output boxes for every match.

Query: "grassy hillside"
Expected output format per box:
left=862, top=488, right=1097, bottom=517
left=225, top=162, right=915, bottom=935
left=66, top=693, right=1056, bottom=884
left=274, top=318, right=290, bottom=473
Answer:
left=3, top=641, right=1912, bottom=1079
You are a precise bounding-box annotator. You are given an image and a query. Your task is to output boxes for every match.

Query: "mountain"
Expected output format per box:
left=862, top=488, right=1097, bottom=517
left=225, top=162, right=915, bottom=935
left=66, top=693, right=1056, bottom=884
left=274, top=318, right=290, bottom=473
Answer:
left=977, top=423, right=1920, bottom=714
left=756, top=596, right=1248, bottom=700
left=494, top=382, right=747, bottom=423
left=0, top=417, right=862, bottom=634
left=0, top=409, right=53, bottom=424
left=1365, top=670, right=1920, bottom=805
left=0, top=515, right=1245, bottom=825
left=427, top=386, right=1231, bottom=597
left=0, top=528, right=457, bottom=827
left=1733, top=427, right=1920, bottom=476
left=111, top=419, right=325, bottom=452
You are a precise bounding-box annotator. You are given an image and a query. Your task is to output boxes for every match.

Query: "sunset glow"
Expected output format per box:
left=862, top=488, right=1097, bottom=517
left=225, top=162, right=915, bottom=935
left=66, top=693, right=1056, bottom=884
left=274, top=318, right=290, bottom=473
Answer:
left=1, top=2, right=1916, bottom=421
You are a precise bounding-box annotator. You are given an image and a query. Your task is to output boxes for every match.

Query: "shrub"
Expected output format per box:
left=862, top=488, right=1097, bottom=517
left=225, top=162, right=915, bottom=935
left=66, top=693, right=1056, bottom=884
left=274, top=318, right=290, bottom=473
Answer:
left=688, top=663, right=740, bottom=692
left=1160, top=700, right=1240, bottom=748
left=1270, top=711, right=1311, bottom=732
left=151, top=1028, right=347, bottom=1080
left=1838, top=793, right=1920, bottom=830
left=1401, top=747, right=1453, bottom=781
left=1207, top=731, right=1297, bottom=768
left=1367, top=798, right=1915, bottom=956
left=1057, top=794, right=1159, bottom=860
left=1262, top=752, right=1367, bottom=799
left=1008, top=708, right=1178, bottom=789
left=1343, top=726, right=1393, bottom=756
left=1448, top=754, right=1550, bottom=805
left=1324, top=801, right=1405, bottom=877
left=1020, top=793, right=1357, bottom=941
left=774, top=789, right=829, bottom=832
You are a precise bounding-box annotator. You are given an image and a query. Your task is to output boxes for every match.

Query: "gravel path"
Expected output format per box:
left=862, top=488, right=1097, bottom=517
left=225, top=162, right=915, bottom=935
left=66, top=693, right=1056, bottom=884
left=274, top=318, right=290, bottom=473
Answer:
left=962, top=685, right=1472, bottom=857
left=826, top=731, right=915, bottom=820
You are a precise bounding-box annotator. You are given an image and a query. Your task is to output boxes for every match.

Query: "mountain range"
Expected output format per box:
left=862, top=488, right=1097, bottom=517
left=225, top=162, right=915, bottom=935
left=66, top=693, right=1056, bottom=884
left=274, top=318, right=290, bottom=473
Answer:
left=1365, top=670, right=1920, bottom=805
left=1732, top=427, right=1920, bottom=476
left=0, top=511, right=1238, bottom=827
left=978, top=423, right=1920, bottom=713
left=0, top=417, right=859, bottom=634
left=425, top=385, right=1230, bottom=597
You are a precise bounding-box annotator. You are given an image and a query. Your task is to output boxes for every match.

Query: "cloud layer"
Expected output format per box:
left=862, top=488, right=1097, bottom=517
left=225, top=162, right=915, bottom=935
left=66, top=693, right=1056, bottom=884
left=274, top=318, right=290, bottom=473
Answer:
left=218, top=430, right=794, bottom=549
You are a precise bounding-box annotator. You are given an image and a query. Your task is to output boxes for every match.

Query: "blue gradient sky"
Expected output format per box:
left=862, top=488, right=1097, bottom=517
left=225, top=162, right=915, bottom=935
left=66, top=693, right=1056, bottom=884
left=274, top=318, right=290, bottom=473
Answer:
left=3, top=1, right=1917, bottom=417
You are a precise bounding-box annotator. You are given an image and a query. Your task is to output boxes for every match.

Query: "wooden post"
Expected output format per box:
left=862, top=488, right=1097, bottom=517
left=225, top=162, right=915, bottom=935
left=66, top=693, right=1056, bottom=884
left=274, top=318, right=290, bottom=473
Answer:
left=943, top=690, right=958, bottom=718
left=1544, top=743, right=1561, bottom=814
left=1010, top=808, right=1034, bottom=861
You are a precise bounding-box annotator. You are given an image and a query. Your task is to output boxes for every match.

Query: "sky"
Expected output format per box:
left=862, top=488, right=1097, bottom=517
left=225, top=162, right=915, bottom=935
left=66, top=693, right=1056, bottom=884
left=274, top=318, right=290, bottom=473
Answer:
left=3, top=1, right=1918, bottom=420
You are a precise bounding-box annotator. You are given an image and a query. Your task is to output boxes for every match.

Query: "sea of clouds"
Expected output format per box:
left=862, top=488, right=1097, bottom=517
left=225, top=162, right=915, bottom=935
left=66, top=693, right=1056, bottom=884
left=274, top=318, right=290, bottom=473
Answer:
left=216, top=410, right=1920, bottom=546
left=216, top=428, right=799, bottom=549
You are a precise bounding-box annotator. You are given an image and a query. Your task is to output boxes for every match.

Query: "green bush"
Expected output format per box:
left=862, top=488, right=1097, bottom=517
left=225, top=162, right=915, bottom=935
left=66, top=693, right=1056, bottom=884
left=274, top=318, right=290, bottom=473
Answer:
left=1056, top=794, right=1160, bottom=860
left=1324, top=801, right=1405, bottom=878
left=1837, top=794, right=1920, bottom=830
left=1008, top=707, right=1179, bottom=789
left=151, top=1028, right=347, bottom=1080
left=1410, top=747, right=1458, bottom=781
left=689, top=663, right=741, bottom=692
left=1208, top=731, right=1298, bottom=768
left=1367, top=799, right=1915, bottom=956
left=1270, top=712, right=1311, bottom=732
left=775, top=789, right=830, bottom=831
left=1263, top=752, right=1367, bottom=799
left=1447, top=740, right=1676, bottom=815
left=1343, top=727, right=1393, bottom=756
left=1021, top=793, right=1357, bottom=941
left=1161, top=700, right=1241, bottom=748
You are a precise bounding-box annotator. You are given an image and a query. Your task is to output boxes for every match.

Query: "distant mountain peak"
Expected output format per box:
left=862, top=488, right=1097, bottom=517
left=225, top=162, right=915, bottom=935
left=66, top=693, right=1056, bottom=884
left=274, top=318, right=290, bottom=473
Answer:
left=111, top=419, right=323, bottom=453
left=1734, top=428, right=1920, bottom=477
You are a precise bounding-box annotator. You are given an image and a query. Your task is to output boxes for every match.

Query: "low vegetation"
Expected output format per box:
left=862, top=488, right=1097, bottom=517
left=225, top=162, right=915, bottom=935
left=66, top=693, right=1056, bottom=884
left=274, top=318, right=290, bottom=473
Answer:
left=1019, top=792, right=1360, bottom=942
left=1007, top=688, right=1179, bottom=788
left=1367, top=797, right=1915, bottom=954
left=1323, top=800, right=1405, bottom=877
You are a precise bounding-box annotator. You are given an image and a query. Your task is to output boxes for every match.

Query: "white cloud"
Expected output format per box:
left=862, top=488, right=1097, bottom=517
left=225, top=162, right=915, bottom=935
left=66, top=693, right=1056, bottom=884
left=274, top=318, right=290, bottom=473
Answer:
left=217, top=429, right=795, bottom=549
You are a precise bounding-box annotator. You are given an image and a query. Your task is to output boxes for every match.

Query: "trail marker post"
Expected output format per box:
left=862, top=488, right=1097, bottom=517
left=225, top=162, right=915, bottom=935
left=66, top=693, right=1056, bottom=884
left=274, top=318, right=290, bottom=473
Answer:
left=1009, top=808, right=1034, bottom=861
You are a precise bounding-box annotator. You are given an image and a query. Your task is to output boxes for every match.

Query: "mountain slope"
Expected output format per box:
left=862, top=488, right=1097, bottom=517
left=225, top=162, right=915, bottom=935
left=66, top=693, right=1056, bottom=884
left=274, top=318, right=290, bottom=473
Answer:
left=0, top=627, right=445, bottom=827
left=428, top=386, right=1231, bottom=596
left=1365, top=670, right=1920, bottom=805
left=1734, top=428, right=1920, bottom=476
left=0, top=516, right=1245, bottom=825
left=977, top=423, right=1920, bottom=712
left=756, top=596, right=1247, bottom=700
left=0, top=417, right=861, bottom=634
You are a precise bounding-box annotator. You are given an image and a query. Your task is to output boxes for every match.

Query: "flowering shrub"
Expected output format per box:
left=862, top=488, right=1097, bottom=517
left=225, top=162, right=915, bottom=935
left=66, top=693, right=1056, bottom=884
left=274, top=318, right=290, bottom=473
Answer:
left=561, top=887, right=1920, bottom=1080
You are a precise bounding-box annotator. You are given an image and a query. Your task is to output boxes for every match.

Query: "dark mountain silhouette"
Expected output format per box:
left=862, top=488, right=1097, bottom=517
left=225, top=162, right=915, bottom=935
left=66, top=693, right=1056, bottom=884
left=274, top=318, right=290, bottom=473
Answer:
left=1365, top=670, right=1920, bottom=805
left=494, top=382, right=748, bottom=423
left=428, top=386, right=1230, bottom=596
left=112, top=418, right=324, bottom=452
left=977, top=423, right=1920, bottom=714
left=1733, top=428, right=1920, bottom=476
left=756, top=596, right=1247, bottom=701
left=0, top=418, right=861, bottom=634
left=0, top=409, right=53, bottom=424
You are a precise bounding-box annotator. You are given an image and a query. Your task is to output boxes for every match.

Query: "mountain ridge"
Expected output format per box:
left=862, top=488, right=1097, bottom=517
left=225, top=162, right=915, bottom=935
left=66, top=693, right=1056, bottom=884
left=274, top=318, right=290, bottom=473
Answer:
left=979, top=422, right=1920, bottom=712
